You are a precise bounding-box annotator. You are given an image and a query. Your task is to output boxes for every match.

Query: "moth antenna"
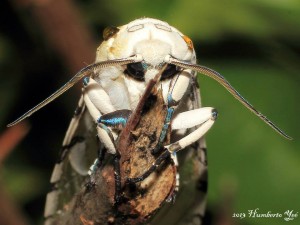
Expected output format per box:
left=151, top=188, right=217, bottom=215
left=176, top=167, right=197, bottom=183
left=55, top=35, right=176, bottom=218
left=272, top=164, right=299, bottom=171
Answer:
left=7, top=56, right=140, bottom=127
left=168, top=57, right=292, bottom=140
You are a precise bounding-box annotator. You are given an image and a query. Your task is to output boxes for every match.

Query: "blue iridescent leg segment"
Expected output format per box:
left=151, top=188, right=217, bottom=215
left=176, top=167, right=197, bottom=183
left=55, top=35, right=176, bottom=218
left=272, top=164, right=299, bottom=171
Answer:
left=152, top=94, right=177, bottom=154
left=97, top=110, right=131, bottom=130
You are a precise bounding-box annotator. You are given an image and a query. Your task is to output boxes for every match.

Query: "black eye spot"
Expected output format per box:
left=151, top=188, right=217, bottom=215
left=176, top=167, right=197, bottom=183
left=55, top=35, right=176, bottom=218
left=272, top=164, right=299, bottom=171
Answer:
left=162, top=64, right=179, bottom=79
left=125, top=63, right=145, bottom=80
left=103, top=26, right=120, bottom=41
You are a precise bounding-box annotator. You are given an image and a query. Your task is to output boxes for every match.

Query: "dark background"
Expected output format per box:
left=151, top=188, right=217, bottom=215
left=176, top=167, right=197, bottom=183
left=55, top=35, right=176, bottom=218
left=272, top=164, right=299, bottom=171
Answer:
left=0, top=0, right=299, bottom=225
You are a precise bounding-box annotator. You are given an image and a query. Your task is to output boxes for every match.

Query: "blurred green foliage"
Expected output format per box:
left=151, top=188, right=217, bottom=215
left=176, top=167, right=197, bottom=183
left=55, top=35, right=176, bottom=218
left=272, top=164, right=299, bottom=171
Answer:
left=0, top=0, right=299, bottom=224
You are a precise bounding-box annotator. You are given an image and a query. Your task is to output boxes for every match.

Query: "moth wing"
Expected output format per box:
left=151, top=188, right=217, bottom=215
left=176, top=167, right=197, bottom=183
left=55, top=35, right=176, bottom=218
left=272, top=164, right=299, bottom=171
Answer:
left=174, top=77, right=208, bottom=223
left=190, top=77, right=208, bottom=220
left=44, top=96, right=99, bottom=222
left=176, top=77, right=208, bottom=221
left=192, top=76, right=208, bottom=176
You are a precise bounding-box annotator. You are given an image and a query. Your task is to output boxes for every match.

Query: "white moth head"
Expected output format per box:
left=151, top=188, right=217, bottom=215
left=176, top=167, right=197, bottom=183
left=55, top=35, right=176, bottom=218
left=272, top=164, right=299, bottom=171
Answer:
left=96, top=18, right=196, bottom=82
left=97, top=18, right=195, bottom=61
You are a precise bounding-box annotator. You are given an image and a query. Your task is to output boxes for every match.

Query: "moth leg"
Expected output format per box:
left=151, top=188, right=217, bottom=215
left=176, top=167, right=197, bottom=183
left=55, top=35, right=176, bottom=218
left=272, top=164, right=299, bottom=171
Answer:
left=171, top=153, right=179, bottom=193
left=83, top=78, right=117, bottom=154
left=83, top=78, right=125, bottom=204
left=127, top=107, right=217, bottom=184
left=86, top=145, right=107, bottom=192
left=166, top=107, right=217, bottom=153
left=98, top=110, right=131, bottom=130
left=127, top=151, right=171, bottom=183
left=83, top=77, right=132, bottom=150
left=83, top=78, right=134, bottom=205
left=152, top=71, right=191, bottom=154
left=165, top=152, right=179, bottom=203
left=83, top=77, right=115, bottom=114
left=112, top=151, right=122, bottom=205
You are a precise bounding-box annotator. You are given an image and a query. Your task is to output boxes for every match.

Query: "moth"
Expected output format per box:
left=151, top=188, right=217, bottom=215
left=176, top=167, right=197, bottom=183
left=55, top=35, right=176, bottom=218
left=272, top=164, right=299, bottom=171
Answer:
left=8, top=18, right=291, bottom=224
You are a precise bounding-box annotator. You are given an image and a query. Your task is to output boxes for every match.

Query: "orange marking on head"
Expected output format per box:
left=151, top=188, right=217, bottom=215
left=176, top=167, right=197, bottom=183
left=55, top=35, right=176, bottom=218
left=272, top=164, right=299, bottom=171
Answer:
left=182, top=35, right=194, bottom=50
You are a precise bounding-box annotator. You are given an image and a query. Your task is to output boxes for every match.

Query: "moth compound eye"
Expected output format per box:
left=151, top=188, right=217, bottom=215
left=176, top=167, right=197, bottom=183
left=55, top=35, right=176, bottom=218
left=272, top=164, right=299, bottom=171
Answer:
left=125, top=62, right=145, bottom=80
left=161, top=64, right=179, bottom=79
left=102, top=26, right=120, bottom=41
